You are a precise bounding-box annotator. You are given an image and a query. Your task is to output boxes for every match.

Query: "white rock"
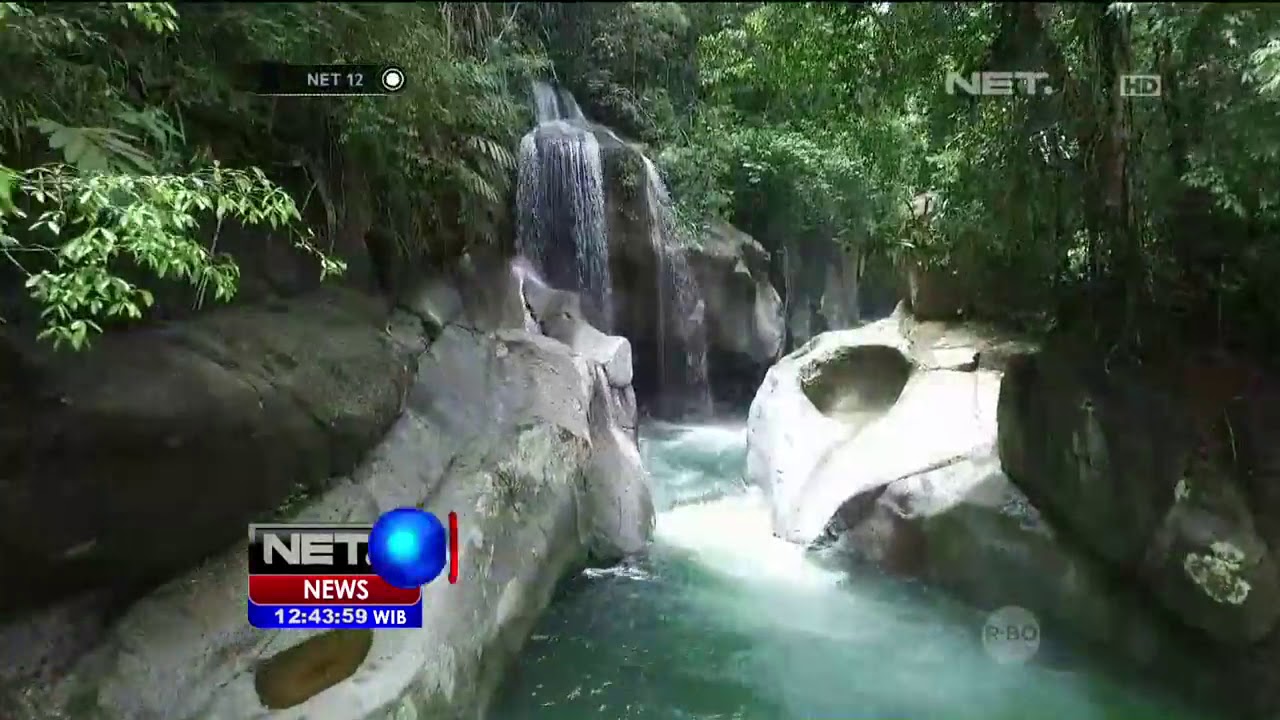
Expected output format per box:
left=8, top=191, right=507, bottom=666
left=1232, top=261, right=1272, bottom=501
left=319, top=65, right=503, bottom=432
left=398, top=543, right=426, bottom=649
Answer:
left=12, top=309, right=652, bottom=719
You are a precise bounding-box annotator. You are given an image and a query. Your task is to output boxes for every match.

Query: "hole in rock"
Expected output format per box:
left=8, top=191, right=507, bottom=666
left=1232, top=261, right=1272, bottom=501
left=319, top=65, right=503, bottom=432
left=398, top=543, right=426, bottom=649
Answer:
left=254, top=628, right=374, bottom=710
left=800, top=344, right=913, bottom=424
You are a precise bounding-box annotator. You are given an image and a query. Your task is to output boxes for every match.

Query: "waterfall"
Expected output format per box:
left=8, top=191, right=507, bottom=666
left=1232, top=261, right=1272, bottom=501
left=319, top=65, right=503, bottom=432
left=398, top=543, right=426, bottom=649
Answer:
left=532, top=81, right=585, bottom=125
left=515, top=93, right=611, bottom=328
left=639, top=157, right=712, bottom=418
left=516, top=80, right=710, bottom=417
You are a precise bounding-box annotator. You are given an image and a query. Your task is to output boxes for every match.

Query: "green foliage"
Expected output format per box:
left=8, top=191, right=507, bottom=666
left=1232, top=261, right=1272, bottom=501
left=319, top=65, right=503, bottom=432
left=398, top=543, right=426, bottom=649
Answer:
left=664, top=4, right=937, bottom=263
left=0, top=2, right=550, bottom=349
left=532, top=2, right=707, bottom=143
left=334, top=4, right=543, bottom=257
left=5, top=0, right=1278, bottom=362
left=636, top=1, right=1280, bottom=357
left=0, top=1, right=348, bottom=349
left=264, top=3, right=547, bottom=258
left=2, top=161, right=340, bottom=349
left=145, top=2, right=546, bottom=262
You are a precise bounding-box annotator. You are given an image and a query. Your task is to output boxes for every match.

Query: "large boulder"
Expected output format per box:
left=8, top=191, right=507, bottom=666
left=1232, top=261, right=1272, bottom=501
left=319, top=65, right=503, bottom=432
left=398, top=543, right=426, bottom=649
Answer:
left=905, top=262, right=968, bottom=321
left=782, top=240, right=869, bottom=348
left=687, top=221, right=784, bottom=363
left=597, top=135, right=714, bottom=415
left=746, top=312, right=993, bottom=543
left=897, top=193, right=968, bottom=321
left=749, top=316, right=1207, bottom=688
left=822, top=439, right=1186, bottom=671
left=1, top=264, right=654, bottom=719
left=998, top=351, right=1280, bottom=646
left=0, top=288, right=415, bottom=618
left=686, top=221, right=785, bottom=407
left=523, top=281, right=651, bottom=555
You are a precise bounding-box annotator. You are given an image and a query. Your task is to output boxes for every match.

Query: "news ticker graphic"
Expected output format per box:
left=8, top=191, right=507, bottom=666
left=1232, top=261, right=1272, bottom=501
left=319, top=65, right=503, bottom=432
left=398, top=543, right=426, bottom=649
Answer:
left=244, top=62, right=407, bottom=97
left=248, top=508, right=458, bottom=630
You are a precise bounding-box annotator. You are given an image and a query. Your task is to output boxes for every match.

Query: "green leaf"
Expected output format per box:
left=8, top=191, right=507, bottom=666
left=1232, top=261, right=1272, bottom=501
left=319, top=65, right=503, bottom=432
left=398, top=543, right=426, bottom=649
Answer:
left=48, top=127, right=75, bottom=150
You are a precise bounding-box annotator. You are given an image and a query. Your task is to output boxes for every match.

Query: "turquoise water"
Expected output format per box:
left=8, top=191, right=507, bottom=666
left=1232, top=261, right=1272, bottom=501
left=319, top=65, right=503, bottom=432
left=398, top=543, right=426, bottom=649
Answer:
left=491, top=422, right=1218, bottom=720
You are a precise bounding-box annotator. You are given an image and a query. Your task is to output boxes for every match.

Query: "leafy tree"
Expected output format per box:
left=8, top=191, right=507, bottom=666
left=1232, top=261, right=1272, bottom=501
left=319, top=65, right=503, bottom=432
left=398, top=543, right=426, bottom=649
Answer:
left=634, top=1, right=1280, bottom=360
left=0, top=2, right=340, bottom=348
left=5, top=0, right=1280, bottom=365
left=0, top=2, right=548, bottom=349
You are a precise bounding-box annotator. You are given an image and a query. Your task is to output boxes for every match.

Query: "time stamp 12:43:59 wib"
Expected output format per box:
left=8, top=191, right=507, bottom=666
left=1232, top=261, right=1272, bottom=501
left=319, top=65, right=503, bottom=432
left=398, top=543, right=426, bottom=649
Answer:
left=271, top=606, right=412, bottom=627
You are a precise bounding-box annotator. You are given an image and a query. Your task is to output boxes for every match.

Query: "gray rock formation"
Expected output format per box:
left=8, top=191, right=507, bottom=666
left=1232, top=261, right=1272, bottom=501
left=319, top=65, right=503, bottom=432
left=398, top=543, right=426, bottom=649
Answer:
left=998, top=351, right=1280, bottom=646
left=821, top=447, right=1179, bottom=668
left=686, top=221, right=784, bottom=366
left=781, top=239, right=869, bottom=348
left=746, top=309, right=995, bottom=544
left=686, top=222, right=785, bottom=406
left=595, top=135, right=783, bottom=411
left=905, top=262, right=968, bottom=321
left=0, top=288, right=415, bottom=618
left=746, top=311, right=1197, bottom=678
left=0, top=261, right=653, bottom=720
left=898, top=193, right=968, bottom=322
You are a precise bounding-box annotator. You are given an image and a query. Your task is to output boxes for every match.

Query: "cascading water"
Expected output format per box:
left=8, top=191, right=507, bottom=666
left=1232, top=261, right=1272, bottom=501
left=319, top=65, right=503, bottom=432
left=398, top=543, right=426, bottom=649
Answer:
left=532, top=80, right=585, bottom=124
left=516, top=84, right=612, bottom=329
left=639, top=157, right=712, bottom=418
left=515, top=80, right=711, bottom=417
left=501, top=86, right=1215, bottom=720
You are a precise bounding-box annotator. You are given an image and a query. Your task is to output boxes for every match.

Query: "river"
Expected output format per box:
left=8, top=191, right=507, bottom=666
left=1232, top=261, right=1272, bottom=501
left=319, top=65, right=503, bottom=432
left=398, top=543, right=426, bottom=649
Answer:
left=490, top=422, right=1216, bottom=720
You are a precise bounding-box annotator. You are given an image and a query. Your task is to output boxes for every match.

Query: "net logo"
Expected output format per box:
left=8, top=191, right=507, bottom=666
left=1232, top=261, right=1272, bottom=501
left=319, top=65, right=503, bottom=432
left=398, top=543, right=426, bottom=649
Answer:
left=247, top=508, right=458, bottom=630
left=944, top=71, right=1054, bottom=96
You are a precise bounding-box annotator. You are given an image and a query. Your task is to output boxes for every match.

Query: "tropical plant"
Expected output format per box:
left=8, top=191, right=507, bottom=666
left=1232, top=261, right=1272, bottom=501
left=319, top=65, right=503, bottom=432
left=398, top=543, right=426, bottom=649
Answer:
left=0, top=1, right=551, bottom=348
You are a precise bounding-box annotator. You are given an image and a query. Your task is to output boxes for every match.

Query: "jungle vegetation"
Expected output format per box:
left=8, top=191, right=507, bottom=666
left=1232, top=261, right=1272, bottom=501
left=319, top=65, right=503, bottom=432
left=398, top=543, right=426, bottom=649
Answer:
left=2, top=2, right=1278, bottom=364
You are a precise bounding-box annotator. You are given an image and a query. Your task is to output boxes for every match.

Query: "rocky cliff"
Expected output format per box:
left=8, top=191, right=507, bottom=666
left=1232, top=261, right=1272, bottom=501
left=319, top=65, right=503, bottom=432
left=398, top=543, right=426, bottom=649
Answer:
left=0, top=254, right=654, bottom=719
left=998, top=347, right=1280, bottom=717
left=743, top=312, right=1225, bottom=709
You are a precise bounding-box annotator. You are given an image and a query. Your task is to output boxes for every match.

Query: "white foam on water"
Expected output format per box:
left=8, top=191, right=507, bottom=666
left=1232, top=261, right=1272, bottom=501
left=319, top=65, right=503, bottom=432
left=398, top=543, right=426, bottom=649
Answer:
left=644, top=420, right=745, bottom=457
left=646, top=423, right=843, bottom=591
left=655, top=488, right=843, bottom=590
left=581, top=564, right=652, bottom=582
left=493, top=421, right=1213, bottom=720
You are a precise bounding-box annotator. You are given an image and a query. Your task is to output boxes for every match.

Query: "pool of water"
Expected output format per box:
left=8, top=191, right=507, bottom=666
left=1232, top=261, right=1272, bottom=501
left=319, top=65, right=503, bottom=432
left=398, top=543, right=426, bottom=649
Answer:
left=490, top=422, right=1218, bottom=720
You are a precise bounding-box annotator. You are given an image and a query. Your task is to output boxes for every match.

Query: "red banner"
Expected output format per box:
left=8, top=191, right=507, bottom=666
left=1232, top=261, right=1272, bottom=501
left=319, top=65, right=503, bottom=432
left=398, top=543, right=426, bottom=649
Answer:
left=248, top=574, right=421, bottom=605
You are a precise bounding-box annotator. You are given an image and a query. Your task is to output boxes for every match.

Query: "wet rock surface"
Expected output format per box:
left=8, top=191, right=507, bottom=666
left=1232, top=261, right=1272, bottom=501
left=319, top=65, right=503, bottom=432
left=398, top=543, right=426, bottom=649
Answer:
left=0, top=263, right=653, bottom=720
left=998, top=350, right=1280, bottom=646
left=820, top=435, right=1188, bottom=676
left=685, top=221, right=785, bottom=406
left=0, top=288, right=415, bottom=618
left=995, top=348, right=1280, bottom=717
left=746, top=309, right=993, bottom=543
left=750, top=312, right=1218, bottom=707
